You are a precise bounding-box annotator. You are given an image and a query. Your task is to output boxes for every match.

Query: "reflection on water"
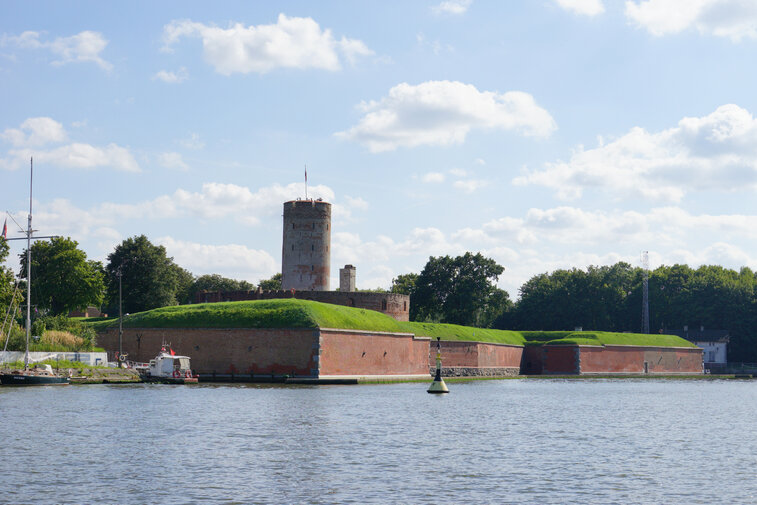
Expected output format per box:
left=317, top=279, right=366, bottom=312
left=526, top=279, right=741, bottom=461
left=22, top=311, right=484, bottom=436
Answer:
left=1, top=379, right=756, bottom=504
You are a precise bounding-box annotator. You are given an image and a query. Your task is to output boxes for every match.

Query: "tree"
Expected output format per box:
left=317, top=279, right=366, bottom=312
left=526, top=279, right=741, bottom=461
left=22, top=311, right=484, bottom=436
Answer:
left=18, top=237, right=104, bottom=315
left=390, top=273, right=418, bottom=296
left=412, top=252, right=506, bottom=327
left=172, top=265, right=196, bottom=305
left=0, top=237, right=23, bottom=337
left=258, top=273, right=282, bottom=291
left=105, top=235, right=184, bottom=314
left=186, top=274, right=255, bottom=302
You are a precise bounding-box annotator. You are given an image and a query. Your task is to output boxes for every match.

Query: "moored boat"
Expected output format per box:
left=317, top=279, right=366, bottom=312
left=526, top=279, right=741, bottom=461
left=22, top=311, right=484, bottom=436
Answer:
left=141, top=344, right=198, bottom=384
left=1, top=364, right=70, bottom=386
left=1, top=158, right=69, bottom=387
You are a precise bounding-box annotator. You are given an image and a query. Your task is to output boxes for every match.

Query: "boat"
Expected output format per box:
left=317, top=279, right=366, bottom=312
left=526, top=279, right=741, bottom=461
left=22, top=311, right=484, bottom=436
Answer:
left=0, top=364, right=70, bottom=386
left=140, top=344, right=198, bottom=384
left=1, top=158, right=69, bottom=386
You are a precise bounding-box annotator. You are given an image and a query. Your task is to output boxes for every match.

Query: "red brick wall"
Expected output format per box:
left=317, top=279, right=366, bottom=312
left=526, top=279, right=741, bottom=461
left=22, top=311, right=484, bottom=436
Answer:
left=521, top=346, right=544, bottom=374
left=579, top=345, right=702, bottom=374
left=427, top=341, right=523, bottom=369
left=97, top=327, right=319, bottom=376
left=542, top=346, right=580, bottom=374
left=194, top=290, right=410, bottom=321
left=318, top=329, right=429, bottom=377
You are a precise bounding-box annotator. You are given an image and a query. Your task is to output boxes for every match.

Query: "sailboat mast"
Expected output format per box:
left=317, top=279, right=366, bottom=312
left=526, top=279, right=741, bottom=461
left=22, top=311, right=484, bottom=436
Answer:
left=24, top=157, right=32, bottom=368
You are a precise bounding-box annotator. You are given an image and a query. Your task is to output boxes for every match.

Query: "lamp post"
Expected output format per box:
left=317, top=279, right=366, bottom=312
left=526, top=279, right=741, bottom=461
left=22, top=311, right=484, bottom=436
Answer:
left=117, top=264, right=123, bottom=360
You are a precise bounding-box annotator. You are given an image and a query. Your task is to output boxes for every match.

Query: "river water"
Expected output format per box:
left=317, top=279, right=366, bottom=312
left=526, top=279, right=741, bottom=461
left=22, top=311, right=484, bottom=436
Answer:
left=1, top=379, right=756, bottom=504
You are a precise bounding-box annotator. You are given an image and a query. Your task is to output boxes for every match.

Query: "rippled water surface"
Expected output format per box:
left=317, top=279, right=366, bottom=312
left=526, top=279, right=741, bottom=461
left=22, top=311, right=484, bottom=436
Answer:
left=2, top=379, right=757, bottom=504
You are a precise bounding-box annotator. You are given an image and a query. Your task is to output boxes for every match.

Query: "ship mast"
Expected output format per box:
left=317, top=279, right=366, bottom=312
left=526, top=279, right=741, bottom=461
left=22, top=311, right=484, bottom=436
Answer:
left=24, top=158, right=33, bottom=368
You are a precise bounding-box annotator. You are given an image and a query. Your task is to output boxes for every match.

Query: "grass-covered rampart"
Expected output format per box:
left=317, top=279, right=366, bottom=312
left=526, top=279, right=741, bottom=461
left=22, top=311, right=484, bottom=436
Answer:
left=84, top=299, right=696, bottom=348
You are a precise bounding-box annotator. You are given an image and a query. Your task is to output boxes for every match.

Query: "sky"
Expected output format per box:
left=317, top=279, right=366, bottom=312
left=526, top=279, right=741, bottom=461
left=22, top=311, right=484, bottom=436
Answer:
left=3, top=0, right=757, bottom=298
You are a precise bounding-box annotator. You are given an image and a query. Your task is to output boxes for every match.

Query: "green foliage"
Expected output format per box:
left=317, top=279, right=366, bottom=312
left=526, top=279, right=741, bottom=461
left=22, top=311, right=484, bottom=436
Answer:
left=507, top=261, right=757, bottom=361
left=390, top=273, right=418, bottom=295
left=3, top=314, right=98, bottom=351
left=258, top=273, right=282, bottom=291
left=188, top=274, right=255, bottom=302
left=18, top=237, right=104, bottom=315
left=0, top=359, right=109, bottom=370
left=83, top=298, right=693, bottom=348
left=105, top=235, right=186, bottom=314
left=412, top=252, right=508, bottom=327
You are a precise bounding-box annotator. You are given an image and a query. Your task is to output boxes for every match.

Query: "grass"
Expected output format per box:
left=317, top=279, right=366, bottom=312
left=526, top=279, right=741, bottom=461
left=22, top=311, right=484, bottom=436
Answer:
left=0, top=359, right=110, bottom=370
left=83, top=299, right=695, bottom=348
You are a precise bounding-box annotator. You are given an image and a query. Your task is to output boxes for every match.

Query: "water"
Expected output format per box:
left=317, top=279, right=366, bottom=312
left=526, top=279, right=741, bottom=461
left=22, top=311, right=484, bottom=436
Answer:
left=2, top=379, right=757, bottom=504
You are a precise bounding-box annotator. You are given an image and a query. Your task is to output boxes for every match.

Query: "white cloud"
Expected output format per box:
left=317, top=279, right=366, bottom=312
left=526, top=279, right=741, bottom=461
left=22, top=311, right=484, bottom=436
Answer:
left=336, top=80, right=556, bottom=152
left=157, top=237, right=278, bottom=283
left=453, top=179, right=486, bottom=193
left=625, top=0, right=757, bottom=41
left=1, top=117, right=67, bottom=146
left=153, top=67, right=188, bottom=83
left=158, top=152, right=189, bottom=171
left=422, top=172, right=446, bottom=183
left=161, top=15, right=373, bottom=75
left=449, top=168, right=468, bottom=177
left=2, top=30, right=112, bottom=69
left=432, top=0, right=473, bottom=15
left=514, top=104, right=757, bottom=201
left=178, top=132, right=204, bottom=150
left=0, top=117, right=140, bottom=172
left=95, top=182, right=335, bottom=226
left=555, top=0, right=605, bottom=16
left=344, top=195, right=369, bottom=209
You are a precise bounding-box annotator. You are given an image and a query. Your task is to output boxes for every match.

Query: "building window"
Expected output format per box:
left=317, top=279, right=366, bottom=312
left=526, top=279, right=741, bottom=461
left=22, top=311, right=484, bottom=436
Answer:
left=291, top=245, right=294, bottom=251
left=311, top=265, right=314, bottom=271
left=312, top=222, right=315, bottom=229
left=292, top=223, right=295, bottom=229
left=311, top=244, right=314, bottom=251
left=382, top=299, right=387, bottom=310
left=403, top=301, right=407, bottom=311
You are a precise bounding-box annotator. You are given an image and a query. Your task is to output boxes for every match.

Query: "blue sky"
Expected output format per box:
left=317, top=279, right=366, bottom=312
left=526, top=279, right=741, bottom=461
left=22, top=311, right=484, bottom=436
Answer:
left=3, top=0, right=757, bottom=297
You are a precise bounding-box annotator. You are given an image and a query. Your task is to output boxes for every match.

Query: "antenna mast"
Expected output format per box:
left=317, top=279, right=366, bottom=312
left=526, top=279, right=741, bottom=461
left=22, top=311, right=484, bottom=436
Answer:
left=641, top=251, right=649, bottom=334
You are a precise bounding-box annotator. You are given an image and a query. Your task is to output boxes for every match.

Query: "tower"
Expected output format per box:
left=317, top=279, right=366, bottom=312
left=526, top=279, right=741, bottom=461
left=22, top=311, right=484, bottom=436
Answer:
left=281, top=199, right=331, bottom=291
left=339, top=264, right=356, bottom=292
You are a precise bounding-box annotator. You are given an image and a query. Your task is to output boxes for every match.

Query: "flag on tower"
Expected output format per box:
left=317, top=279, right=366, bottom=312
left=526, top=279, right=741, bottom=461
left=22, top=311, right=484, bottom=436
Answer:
left=2, top=218, right=6, bottom=240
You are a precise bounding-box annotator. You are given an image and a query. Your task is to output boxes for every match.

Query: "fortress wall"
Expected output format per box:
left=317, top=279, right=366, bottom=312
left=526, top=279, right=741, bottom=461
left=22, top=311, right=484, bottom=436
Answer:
left=428, top=340, right=523, bottom=377
left=542, top=345, right=580, bottom=374
left=318, top=329, right=429, bottom=378
left=97, top=327, right=319, bottom=376
left=521, top=346, right=544, bottom=375
left=579, top=346, right=643, bottom=373
left=194, top=290, right=410, bottom=321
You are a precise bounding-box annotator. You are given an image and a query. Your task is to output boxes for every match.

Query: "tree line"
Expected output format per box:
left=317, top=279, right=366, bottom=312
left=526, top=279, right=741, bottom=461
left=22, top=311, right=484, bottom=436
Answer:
left=3, top=236, right=756, bottom=361
left=393, top=257, right=757, bottom=362
left=0, top=235, right=281, bottom=322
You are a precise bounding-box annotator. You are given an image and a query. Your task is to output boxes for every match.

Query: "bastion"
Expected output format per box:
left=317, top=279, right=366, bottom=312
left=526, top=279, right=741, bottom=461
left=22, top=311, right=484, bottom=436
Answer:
left=90, top=299, right=702, bottom=380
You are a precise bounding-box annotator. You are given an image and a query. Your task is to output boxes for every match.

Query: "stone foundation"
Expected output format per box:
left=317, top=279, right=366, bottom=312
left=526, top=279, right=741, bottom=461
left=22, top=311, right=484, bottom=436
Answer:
left=431, top=366, right=520, bottom=377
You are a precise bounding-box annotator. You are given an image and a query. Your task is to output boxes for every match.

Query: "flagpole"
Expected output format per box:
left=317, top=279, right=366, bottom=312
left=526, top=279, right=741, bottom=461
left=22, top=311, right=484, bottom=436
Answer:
left=305, top=164, right=308, bottom=200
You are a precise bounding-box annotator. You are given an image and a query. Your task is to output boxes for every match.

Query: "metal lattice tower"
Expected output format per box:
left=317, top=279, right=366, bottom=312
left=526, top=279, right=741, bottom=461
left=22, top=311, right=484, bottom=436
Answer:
left=641, top=251, right=650, bottom=334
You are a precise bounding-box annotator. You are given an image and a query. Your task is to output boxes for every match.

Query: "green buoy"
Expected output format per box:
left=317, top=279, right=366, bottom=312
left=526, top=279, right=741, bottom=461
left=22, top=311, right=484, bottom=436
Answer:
left=428, top=337, right=449, bottom=394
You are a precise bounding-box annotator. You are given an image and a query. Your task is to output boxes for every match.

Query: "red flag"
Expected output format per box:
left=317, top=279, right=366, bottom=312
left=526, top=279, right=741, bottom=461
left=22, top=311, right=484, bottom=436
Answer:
left=2, top=218, right=6, bottom=240
left=170, top=348, right=175, bottom=356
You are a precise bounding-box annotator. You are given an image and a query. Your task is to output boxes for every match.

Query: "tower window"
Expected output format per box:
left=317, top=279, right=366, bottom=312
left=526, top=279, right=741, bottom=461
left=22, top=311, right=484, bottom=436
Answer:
left=312, top=223, right=315, bottom=229
left=311, top=265, right=314, bottom=271
left=291, top=245, right=294, bottom=251
left=292, top=223, right=295, bottom=229
left=311, top=244, right=314, bottom=251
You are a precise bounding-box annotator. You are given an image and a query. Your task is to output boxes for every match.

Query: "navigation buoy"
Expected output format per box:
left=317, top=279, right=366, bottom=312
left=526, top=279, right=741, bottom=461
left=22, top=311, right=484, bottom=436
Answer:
left=428, top=337, right=449, bottom=394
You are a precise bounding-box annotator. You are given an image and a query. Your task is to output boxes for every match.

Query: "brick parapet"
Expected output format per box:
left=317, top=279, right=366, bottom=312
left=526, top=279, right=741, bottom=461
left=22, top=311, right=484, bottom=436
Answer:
left=193, top=290, right=410, bottom=321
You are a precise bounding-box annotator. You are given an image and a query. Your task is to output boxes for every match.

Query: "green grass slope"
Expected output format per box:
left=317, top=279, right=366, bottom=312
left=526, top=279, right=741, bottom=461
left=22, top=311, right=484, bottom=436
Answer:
left=85, top=299, right=695, bottom=348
